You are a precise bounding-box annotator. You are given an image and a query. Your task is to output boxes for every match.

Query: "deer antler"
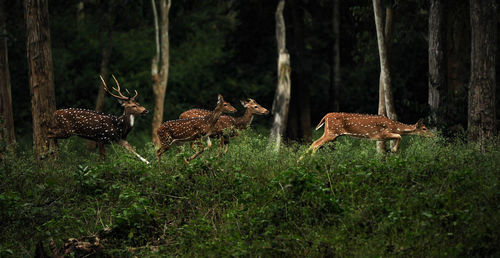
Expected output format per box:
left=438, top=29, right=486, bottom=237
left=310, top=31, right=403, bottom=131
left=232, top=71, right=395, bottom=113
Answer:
left=100, top=75, right=138, bottom=100
left=100, top=75, right=129, bottom=100
left=111, top=75, right=138, bottom=100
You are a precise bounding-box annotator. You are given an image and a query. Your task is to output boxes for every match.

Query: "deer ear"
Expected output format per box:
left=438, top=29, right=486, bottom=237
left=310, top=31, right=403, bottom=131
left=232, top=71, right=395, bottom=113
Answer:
left=416, top=118, right=424, bottom=127
left=240, top=100, right=249, bottom=107
left=217, top=94, right=223, bottom=104
left=118, top=99, right=126, bottom=106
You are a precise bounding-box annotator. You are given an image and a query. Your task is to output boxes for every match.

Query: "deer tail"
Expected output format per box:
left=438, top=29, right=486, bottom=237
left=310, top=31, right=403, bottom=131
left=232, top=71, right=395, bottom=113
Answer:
left=315, top=116, right=327, bottom=130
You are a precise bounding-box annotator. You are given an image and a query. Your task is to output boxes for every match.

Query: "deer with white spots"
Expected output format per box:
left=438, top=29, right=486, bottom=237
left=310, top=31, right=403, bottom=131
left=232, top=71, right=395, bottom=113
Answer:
left=47, top=75, right=150, bottom=163
left=156, top=94, right=237, bottom=163
left=304, top=112, right=434, bottom=156
left=179, top=98, right=269, bottom=152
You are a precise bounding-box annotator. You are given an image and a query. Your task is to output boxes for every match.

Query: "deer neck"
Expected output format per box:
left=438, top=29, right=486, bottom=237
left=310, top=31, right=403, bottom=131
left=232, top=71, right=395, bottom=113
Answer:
left=120, top=110, right=136, bottom=128
left=394, top=121, right=416, bottom=135
left=235, top=109, right=254, bottom=128
left=206, top=108, right=223, bottom=128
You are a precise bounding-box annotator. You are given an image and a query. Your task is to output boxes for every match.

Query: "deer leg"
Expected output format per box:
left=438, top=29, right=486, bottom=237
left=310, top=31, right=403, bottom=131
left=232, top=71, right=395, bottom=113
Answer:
left=98, top=142, right=105, bottom=161
left=190, top=140, right=203, bottom=152
left=215, top=137, right=224, bottom=157
left=310, top=133, right=338, bottom=154
left=185, top=136, right=212, bottom=163
left=118, top=140, right=150, bottom=164
left=157, top=138, right=180, bottom=162
left=387, top=134, right=402, bottom=153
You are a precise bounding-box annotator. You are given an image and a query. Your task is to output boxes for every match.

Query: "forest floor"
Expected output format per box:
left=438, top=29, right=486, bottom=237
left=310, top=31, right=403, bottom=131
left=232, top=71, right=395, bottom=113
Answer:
left=1, top=130, right=499, bottom=256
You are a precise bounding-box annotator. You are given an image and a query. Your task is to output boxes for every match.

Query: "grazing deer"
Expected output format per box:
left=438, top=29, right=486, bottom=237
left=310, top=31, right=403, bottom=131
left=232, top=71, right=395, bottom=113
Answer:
left=47, top=75, right=150, bottom=164
left=156, top=94, right=237, bottom=163
left=304, top=112, right=434, bottom=156
left=179, top=99, right=269, bottom=151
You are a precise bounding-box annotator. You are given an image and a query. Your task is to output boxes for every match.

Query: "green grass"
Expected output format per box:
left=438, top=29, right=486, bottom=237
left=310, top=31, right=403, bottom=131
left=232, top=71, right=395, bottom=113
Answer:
left=1, top=130, right=499, bottom=256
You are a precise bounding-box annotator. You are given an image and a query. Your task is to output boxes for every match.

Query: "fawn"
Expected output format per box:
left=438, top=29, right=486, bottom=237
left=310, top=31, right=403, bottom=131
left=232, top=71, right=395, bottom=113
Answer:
left=156, top=94, right=237, bottom=163
left=179, top=99, right=269, bottom=150
left=47, top=75, right=150, bottom=163
left=304, top=112, right=434, bottom=156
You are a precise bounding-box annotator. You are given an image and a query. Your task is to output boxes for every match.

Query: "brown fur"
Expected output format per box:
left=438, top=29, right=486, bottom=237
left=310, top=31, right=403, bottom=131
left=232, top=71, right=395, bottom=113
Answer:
left=156, top=94, right=237, bottom=162
left=308, top=112, right=433, bottom=154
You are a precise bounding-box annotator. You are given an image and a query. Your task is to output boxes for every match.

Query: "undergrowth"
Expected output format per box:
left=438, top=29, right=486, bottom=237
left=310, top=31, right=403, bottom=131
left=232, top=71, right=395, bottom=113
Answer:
left=0, top=130, right=499, bottom=256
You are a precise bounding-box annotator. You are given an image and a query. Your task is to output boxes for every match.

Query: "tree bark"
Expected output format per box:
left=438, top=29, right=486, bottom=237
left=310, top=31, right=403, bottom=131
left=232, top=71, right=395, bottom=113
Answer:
left=287, top=0, right=311, bottom=143
left=88, top=0, right=115, bottom=150
left=94, top=1, right=115, bottom=113
left=76, top=1, right=85, bottom=29
left=373, top=0, right=397, bottom=121
left=328, top=0, right=340, bottom=112
left=376, top=4, right=394, bottom=153
left=0, top=0, right=15, bottom=152
left=428, top=0, right=447, bottom=127
left=270, top=0, right=291, bottom=151
left=445, top=0, right=469, bottom=131
left=468, top=0, right=496, bottom=149
left=151, top=0, right=171, bottom=147
left=25, top=0, right=57, bottom=160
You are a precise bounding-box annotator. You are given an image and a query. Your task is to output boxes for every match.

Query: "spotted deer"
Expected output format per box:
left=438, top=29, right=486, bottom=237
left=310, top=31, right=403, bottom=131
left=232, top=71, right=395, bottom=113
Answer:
left=304, top=112, right=434, bottom=156
left=156, top=94, right=237, bottom=163
left=47, top=75, right=150, bottom=163
left=179, top=99, right=269, bottom=150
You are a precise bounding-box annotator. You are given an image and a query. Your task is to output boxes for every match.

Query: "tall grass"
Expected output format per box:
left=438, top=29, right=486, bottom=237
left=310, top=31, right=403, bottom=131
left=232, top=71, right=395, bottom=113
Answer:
left=1, top=130, right=499, bottom=256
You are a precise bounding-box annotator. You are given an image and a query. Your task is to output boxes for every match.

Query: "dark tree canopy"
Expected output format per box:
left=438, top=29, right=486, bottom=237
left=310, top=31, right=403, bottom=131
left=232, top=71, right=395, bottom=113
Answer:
left=2, top=0, right=498, bottom=145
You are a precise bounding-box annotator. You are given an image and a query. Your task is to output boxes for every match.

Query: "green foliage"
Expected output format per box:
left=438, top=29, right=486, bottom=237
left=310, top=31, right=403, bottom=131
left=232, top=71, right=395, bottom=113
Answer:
left=1, top=131, right=499, bottom=256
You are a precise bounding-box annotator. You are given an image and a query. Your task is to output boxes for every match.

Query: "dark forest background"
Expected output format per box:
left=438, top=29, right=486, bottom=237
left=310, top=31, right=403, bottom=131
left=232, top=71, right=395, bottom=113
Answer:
left=2, top=0, right=499, bottom=143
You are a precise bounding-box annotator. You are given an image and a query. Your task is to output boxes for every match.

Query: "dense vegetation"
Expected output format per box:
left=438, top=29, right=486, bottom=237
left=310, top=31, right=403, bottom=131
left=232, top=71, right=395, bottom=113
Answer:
left=1, top=130, right=499, bottom=256
left=1, top=0, right=498, bottom=256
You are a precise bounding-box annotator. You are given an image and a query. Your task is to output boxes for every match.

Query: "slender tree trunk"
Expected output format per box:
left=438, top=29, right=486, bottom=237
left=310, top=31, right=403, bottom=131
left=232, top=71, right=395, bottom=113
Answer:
left=151, top=0, right=171, bottom=147
left=287, top=0, right=311, bottom=143
left=428, top=0, right=447, bottom=127
left=88, top=1, right=115, bottom=150
left=328, top=0, right=340, bottom=112
left=468, top=0, right=496, bottom=149
left=376, top=4, right=394, bottom=153
left=76, top=1, right=85, bottom=29
left=95, top=1, right=115, bottom=113
left=445, top=0, right=469, bottom=131
left=373, top=0, right=397, bottom=121
left=25, top=0, right=57, bottom=160
left=0, top=0, right=15, bottom=152
left=270, top=0, right=291, bottom=151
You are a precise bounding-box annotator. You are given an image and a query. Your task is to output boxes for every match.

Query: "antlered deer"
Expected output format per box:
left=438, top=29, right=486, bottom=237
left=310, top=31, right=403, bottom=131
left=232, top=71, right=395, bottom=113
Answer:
left=47, top=75, right=150, bottom=163
left=156, top=94, right=237, bottom=163
left=305, top=112, right=434, bottom=155
left=179, top=99, right=269, bottom=150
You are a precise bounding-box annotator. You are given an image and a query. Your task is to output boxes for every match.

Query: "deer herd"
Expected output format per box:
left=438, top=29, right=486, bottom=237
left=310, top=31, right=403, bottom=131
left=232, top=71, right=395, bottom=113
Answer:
left=46, top=75, right=433, bottom=164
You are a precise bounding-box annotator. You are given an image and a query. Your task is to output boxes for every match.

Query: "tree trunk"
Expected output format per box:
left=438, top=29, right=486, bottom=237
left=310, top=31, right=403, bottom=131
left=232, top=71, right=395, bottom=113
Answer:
left=95, top=1, right=115, bottom=113
left=445, top=0, right=469, bottom=131
left=151, top=0, right=171, bottom=147
left=428, top=0, right=447, bottom=127
left=88, top=0, right=114, bottom=150
left=25, top=0, right=57, bottom=160
left=468, top=0, right=496, bottom=149
left=287, top=0, right=311, bottom=143
left=0, top=0, right=15, bottom=152
left=373, top=0, right=397, bottom=121
left=269, top=0, right=291, bottom=151
left=376, top=4, right=394, bottom=153
left=328, top=0, right=340, bottom=112
left=76, top=1, right=85, bottom=29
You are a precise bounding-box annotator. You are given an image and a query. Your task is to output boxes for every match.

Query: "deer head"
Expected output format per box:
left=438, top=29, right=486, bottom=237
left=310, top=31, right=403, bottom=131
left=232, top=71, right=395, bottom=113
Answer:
left=215, top=94, right=237, bottom=114
left=100, top=75, right=148, bottom=116
left=240, top=99, right=269, bottom=115
left=413, top=119, right=434, bottom=138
